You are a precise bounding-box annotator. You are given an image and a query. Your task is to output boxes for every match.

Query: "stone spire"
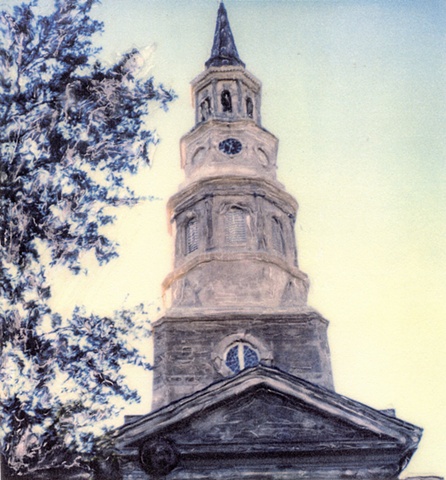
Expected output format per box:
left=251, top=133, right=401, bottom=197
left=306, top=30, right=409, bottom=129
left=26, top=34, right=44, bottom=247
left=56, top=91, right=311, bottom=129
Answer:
left=205, top=2, right=245, bottom=68
left=152, top=1, right=334, bottom=411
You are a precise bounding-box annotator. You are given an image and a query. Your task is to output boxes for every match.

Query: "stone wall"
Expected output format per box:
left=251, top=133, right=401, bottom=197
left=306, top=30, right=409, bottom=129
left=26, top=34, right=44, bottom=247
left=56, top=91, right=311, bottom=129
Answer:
left=152, top=310, right=333, bottom=410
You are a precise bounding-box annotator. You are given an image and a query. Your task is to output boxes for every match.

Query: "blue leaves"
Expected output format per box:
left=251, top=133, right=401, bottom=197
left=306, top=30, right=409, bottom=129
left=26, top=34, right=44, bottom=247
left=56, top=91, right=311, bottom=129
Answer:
left=0, top=0, right=172, bottom=474
left=0, top=0, right=175, bottom=271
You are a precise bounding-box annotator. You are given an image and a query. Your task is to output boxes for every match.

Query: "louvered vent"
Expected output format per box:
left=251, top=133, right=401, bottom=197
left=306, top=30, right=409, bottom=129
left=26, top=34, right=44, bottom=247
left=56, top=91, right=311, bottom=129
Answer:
left=225, top=207, right=247, bottom=244
left=186, top=218, right=198, bottom=254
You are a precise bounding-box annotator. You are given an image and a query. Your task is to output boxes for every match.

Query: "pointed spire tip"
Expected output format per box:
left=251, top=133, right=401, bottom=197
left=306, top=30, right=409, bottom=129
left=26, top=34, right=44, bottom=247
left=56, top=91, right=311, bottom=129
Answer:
left=206, top=2, right=245, bottom=69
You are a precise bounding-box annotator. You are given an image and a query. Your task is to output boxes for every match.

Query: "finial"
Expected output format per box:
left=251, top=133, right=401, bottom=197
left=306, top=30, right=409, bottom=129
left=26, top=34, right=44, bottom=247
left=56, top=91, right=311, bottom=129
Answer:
left=205, top=2, right=245, bottom=69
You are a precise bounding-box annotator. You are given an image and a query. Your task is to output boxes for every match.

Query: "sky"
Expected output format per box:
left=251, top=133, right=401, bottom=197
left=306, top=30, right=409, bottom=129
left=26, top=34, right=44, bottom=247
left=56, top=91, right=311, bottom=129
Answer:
left=48, top=0, right=446, bottom=477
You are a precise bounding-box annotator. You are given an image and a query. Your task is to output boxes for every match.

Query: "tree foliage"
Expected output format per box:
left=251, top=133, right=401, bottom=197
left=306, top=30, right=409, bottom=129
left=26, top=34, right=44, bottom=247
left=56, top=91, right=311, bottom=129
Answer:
left=0, top=0, right=174, bottom=475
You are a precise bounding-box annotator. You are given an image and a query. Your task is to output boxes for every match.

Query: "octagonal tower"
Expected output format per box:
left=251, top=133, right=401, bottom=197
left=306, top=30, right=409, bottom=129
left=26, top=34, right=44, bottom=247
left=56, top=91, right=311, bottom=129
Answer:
left=152, top=3, right=334, bottom=410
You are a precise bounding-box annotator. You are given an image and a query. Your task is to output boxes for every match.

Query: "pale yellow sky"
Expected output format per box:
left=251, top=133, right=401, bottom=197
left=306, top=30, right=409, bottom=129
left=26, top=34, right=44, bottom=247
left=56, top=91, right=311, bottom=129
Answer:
left=49, top=1, right=446, bottom=476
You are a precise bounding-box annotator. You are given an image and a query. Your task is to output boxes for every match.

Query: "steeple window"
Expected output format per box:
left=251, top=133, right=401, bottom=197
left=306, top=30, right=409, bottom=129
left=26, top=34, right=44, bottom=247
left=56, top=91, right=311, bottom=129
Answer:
left=221, top=90, right=232, bottom=113
left=246, top=97, right=253, bottom=118
left=200, top=97, right=211, bottom=121
left=272, top=217, right=285, bottom=254
left=225, top=342, right=259, bottom=374
left=185, top=217, right=198, bottom=254
left=225, top=207, right=247, bottom=244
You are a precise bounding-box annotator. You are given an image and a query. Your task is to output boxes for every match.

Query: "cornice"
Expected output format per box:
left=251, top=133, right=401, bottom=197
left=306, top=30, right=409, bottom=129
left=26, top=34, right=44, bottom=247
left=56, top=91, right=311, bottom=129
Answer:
left=167, top=175, right=298, bottom=218
left=191, top=65, right=261, bottom=93
left=161, top=250, right=309, bottom=292
left=180, top=117, right=276, bottom=144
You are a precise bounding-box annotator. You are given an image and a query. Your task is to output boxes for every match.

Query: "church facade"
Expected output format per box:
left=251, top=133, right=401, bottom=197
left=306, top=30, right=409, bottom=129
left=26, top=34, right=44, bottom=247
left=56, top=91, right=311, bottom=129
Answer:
left=111, top=4, right=426, bottom=479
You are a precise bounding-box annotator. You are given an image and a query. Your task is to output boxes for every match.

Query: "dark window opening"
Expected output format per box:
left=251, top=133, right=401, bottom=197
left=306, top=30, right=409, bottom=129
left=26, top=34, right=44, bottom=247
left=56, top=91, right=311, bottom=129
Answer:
left=246, top=97, right=253, bottom=118
left=200, top=97, right=211, bottom=121
left=221, top=90, right=232, bottom=112
left=186, top=218, right=198, bottom=254
left=225, top=207, right=247, bottom=244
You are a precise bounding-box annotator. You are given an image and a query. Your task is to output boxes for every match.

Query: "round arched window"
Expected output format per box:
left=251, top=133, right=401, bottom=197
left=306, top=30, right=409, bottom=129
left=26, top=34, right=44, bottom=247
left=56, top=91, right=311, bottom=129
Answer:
left=225, top=342, right=260, bottom=374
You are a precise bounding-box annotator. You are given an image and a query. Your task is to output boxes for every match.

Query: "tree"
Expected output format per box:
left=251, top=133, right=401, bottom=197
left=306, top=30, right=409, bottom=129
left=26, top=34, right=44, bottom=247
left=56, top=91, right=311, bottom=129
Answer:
left=0, top=0, right=174, bottom=476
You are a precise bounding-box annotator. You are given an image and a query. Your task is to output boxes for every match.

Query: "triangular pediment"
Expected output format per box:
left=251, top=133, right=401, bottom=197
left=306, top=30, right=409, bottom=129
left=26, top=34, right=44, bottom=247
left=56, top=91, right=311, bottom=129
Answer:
left=112, top=367, right=421, bottom=479
left=171, top=387, right=386, bottom=445
left=115, top=366, right=421, bottom=453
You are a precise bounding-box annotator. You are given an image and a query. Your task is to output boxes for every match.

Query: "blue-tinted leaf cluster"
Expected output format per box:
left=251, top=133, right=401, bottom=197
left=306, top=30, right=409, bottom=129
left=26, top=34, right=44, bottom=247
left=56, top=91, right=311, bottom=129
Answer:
left=0, top=0, right=173, bottom=474
left=0, top=0, right=175, bottom=273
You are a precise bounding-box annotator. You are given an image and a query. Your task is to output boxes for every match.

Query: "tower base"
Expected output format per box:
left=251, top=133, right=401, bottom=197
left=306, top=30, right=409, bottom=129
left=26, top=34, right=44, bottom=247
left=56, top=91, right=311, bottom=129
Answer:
left=152, top=308, right=334, bottom=410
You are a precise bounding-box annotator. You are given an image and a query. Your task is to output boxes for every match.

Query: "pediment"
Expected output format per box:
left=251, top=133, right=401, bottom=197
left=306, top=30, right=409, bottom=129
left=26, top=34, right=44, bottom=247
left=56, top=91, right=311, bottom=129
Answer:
left=171, top=387, right=384, bottom=446
left=115, top=366, right=421, bottom=459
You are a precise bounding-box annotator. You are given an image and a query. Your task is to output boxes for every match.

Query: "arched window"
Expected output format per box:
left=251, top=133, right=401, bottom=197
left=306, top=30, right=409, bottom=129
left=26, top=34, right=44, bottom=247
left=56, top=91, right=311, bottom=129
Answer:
left=185, top=218, right=198, bottom=254
left=221, top=90, right=232, bottom=112
left=246, top=97, right=253, bottom=118
left=200, top=97, right=211, bottom=121
left=213, top=334, right=272, bottom=377
left=225, top=207, right=247, bottom=244
left=225, top=342, right=259, bottom=374
left=272, top=217, right=285, bottom=254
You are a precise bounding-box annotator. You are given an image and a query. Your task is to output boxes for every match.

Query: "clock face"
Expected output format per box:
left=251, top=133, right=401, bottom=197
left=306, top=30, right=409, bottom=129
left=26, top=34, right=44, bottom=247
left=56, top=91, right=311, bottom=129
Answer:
left=218, top=138, right=242, bottom=156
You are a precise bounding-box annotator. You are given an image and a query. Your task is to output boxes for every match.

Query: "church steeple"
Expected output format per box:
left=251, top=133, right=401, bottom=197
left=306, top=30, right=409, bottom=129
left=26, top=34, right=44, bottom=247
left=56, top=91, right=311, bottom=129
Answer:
left=114, top=5, right=424, bottom=479
left=152, top=2, right=334, bottom=411
left=205, top=2, right=245, bottom=68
